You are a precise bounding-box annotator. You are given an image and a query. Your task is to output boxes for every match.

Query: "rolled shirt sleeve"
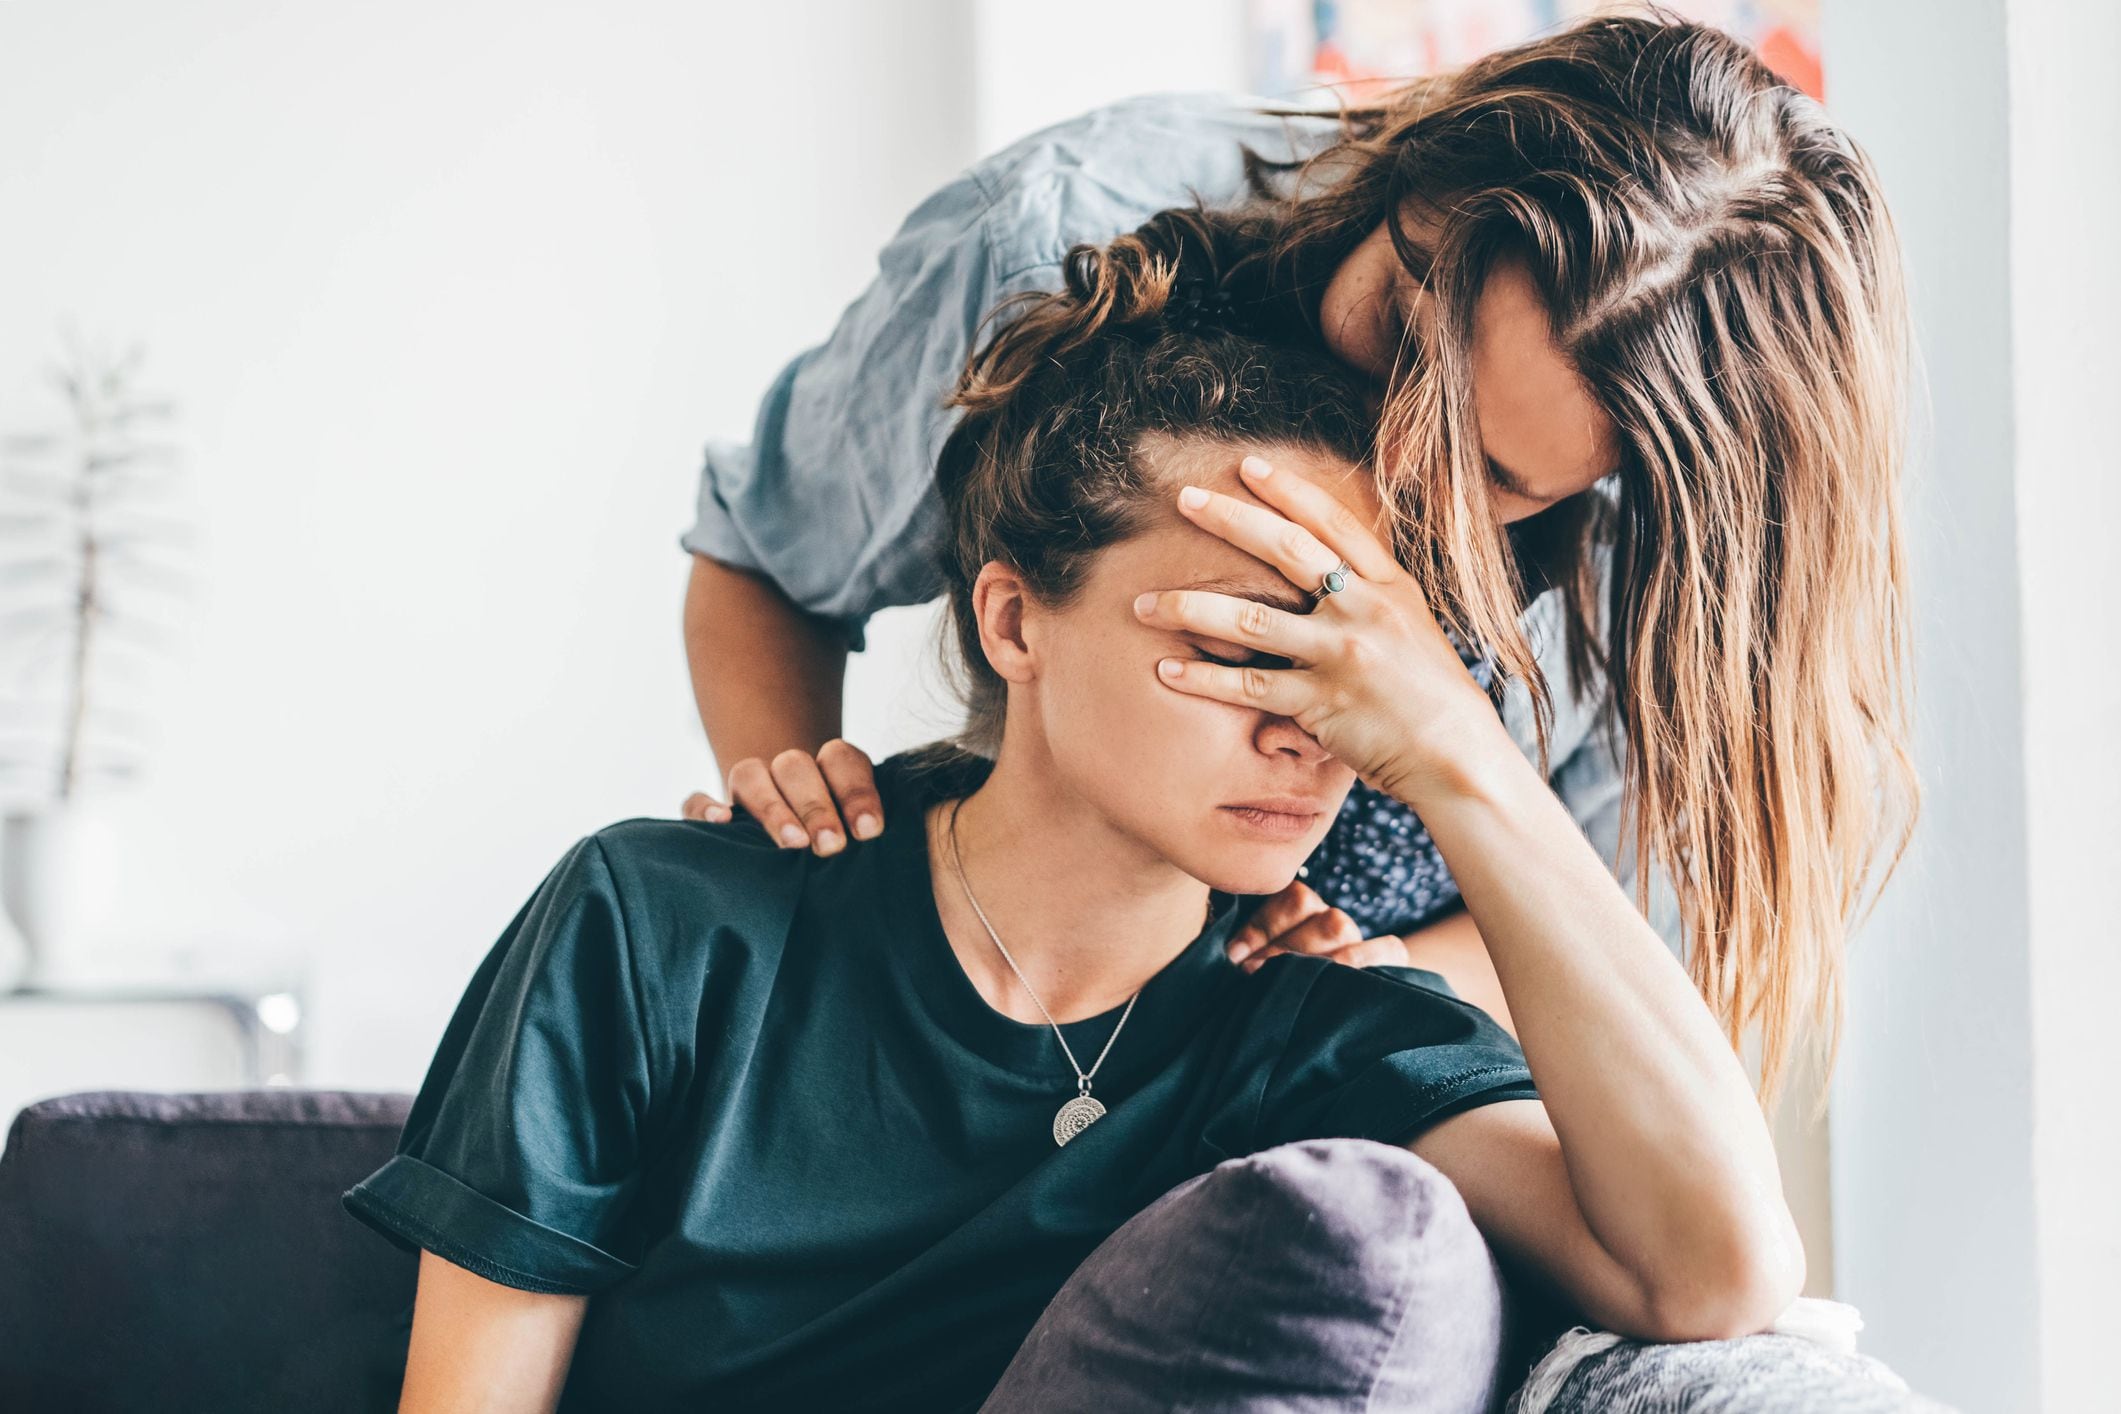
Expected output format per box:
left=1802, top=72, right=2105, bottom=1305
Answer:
left=1252, top=960, right=1540, bottom=1154
left=679, top=94, right=1344, bottom=651
left=1500, top=536, right=1689, bottom=965
left=342, top=835, right=666, bottom=1295
left=1546, top=692, right=1688, bottom=963
left=680, top=168, right=1037, bottom=651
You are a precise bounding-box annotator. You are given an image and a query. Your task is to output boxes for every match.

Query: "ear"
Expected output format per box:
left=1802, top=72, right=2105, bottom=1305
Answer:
left=971, top=561, right=1039, bottom=685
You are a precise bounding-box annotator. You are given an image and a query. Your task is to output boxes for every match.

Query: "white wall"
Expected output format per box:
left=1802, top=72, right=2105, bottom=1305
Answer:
left=0, top=0, right=976, bottom=1088
left=1824, top=2, right=2038, bottom=1406
left=970, top=0, right=1249, bottom=152
left=2007, top=0, right=2121, bottom=1401
left=1825, top=1, right=2121, bottom=1410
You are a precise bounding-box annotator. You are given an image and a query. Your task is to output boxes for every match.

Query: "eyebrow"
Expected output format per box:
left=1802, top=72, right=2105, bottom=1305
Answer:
left=1174, top=575, right=1314, bottom=616
left=1485, top=455, right=1537, bottom=499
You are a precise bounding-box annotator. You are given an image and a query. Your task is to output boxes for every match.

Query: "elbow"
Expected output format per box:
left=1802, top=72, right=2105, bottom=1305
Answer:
left=1626, top=1210, right=1807, bottom=1344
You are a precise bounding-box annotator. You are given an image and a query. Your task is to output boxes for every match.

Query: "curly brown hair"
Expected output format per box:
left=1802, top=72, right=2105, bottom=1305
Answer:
left=928, top=205, right=1374, bottom=759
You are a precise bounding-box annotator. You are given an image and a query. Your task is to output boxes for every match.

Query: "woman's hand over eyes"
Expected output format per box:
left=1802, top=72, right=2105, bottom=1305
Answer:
left=1131, top=454, right=1513, bottom=808
left=1226, top=878, right=1413, bottom=973
left=680, top=738, right=884, bottom=857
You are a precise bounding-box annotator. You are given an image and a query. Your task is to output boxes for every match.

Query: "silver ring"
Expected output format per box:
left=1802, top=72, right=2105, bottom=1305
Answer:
left=1310, top=560, right=1353, bottom=602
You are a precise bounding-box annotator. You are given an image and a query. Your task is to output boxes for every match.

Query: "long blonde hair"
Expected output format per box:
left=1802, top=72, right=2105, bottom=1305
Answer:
left=1255, top=13, right=1918, bottom=1112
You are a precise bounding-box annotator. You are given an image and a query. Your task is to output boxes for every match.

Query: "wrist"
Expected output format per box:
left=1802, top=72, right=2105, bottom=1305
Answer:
left=1378, top=709, right=1538, bottom=818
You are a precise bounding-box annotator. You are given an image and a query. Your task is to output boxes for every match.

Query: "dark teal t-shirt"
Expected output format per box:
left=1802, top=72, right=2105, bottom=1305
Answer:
left=344, top=750, right=1537, bottom=1412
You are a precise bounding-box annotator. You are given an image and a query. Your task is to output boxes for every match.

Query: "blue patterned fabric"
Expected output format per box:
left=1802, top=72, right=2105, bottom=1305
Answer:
left=1299, top=644, right=1499, bottom=940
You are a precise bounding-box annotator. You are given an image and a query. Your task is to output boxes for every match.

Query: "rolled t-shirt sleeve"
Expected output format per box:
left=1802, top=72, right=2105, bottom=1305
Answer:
left=680, top=94, right=1346, bottom=652
left=1547, top=701, right=1688, bottom=964
left=680, top=166, right=1044, bottom=652
left=342, top=835, right=665, bottom=1295
left=1252, top=960, right=1539, bottom=1154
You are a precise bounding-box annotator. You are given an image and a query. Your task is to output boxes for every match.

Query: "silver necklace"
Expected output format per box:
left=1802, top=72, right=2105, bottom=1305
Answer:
left=945, top=796, right=1139, bottom=1146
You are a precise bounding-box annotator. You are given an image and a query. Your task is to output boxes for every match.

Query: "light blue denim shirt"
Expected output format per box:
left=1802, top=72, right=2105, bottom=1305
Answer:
left=683, top=92, right=1684, bottom=959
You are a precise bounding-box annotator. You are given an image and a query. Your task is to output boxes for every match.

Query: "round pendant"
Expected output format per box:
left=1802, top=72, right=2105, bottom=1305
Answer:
left=1053, top=1094, right=1107, bottom=1146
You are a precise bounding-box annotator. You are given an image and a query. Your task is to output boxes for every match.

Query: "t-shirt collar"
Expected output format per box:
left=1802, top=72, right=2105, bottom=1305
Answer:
left=869, top=750, right=1248, bottom=1076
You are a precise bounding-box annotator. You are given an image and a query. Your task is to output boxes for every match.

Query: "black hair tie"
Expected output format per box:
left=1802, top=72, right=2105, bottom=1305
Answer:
left=1165, top=276, right=1243, bottom=335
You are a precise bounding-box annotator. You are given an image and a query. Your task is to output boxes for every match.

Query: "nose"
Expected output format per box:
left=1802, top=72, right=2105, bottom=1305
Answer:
left=1255, top=712, right=1332, bottom=764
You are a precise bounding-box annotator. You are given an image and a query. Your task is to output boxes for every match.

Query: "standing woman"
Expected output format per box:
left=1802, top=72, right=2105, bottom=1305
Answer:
left=680, top=14, right=1915, bottom=1109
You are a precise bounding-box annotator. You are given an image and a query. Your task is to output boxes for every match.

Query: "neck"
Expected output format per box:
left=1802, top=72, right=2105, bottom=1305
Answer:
left=926, top=739, right=1216, bottom=1026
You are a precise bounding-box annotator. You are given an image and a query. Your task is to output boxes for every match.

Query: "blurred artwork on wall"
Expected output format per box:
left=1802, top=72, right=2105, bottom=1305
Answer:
left=1248, top=0, right=1823, bottom=103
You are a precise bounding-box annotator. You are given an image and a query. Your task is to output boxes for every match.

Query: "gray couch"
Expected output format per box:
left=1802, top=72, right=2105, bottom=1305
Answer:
left=0, top=1089, right=1948, bottom=1413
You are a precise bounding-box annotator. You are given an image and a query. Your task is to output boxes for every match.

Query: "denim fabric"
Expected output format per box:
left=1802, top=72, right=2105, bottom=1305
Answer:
left=686, top=92, right=1685, bottom=960
left=682, top=93, right=1342, bottom=644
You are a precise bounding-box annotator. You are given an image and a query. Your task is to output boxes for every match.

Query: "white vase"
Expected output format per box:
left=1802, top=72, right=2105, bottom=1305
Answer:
left=0, top=892, right=25, bottom=992
left=2, top=808, right=86, bottom=986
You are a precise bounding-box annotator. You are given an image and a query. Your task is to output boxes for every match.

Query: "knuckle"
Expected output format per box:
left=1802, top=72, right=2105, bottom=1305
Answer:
left=737, top=781, right=781, bottom=813
left=1236, top=599, right=1272, bottom=638
left=1279, top=525, right=1316, bottom=562
left=817, top=737, right=868, bottom=767
left=1241, top=665, right=1272, bottom=700
left=1327, top=500, right=1366, bottom=543
left=770, top=747, right=813, bottom=774
left=755, top=792, right=794, bottom=820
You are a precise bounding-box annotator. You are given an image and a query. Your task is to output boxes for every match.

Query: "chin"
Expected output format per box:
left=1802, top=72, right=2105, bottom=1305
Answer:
left=1199, top=859, right=1312, bottom=897
left=1173, top=814, right=1332, bottom=897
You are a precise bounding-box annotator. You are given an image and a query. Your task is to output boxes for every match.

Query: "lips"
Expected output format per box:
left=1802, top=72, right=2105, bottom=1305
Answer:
left=1217, top=799, right=1331, bottom=841
left=1221, top=797, right=1331, bottom=817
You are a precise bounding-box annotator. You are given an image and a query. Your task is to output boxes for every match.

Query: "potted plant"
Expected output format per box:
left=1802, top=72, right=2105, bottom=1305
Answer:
left=0, top=337, right=191, bottom=988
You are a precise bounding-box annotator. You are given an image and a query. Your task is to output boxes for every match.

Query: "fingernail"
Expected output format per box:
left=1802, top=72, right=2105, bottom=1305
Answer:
left=1226, top=941, right=1250, bottom=964
left=706, top=806, right=731, bottom=822
left=815, top=829, right=843, bottom=855
left=853, top=812, right=880, bottom=840
left=1178, top=485, right=1209, bottom=509
left=778, top=823, right=807, bottom=847
left=1133, top=591, right=1158, bottom=616
left=1158, top=659, right=1183, bottom=679
left=1240, top=455, right=1273, bottom=478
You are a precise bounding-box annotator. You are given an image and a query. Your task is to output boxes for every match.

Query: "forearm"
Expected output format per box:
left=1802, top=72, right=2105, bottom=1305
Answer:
left=1410, top=724, right=1801, bottom=1325
left=682, top=552, right=849, bottom=774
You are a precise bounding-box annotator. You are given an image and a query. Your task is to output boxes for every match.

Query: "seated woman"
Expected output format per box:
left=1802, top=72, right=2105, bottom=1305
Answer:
left=345, top=212, right=1802, bottom=1412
